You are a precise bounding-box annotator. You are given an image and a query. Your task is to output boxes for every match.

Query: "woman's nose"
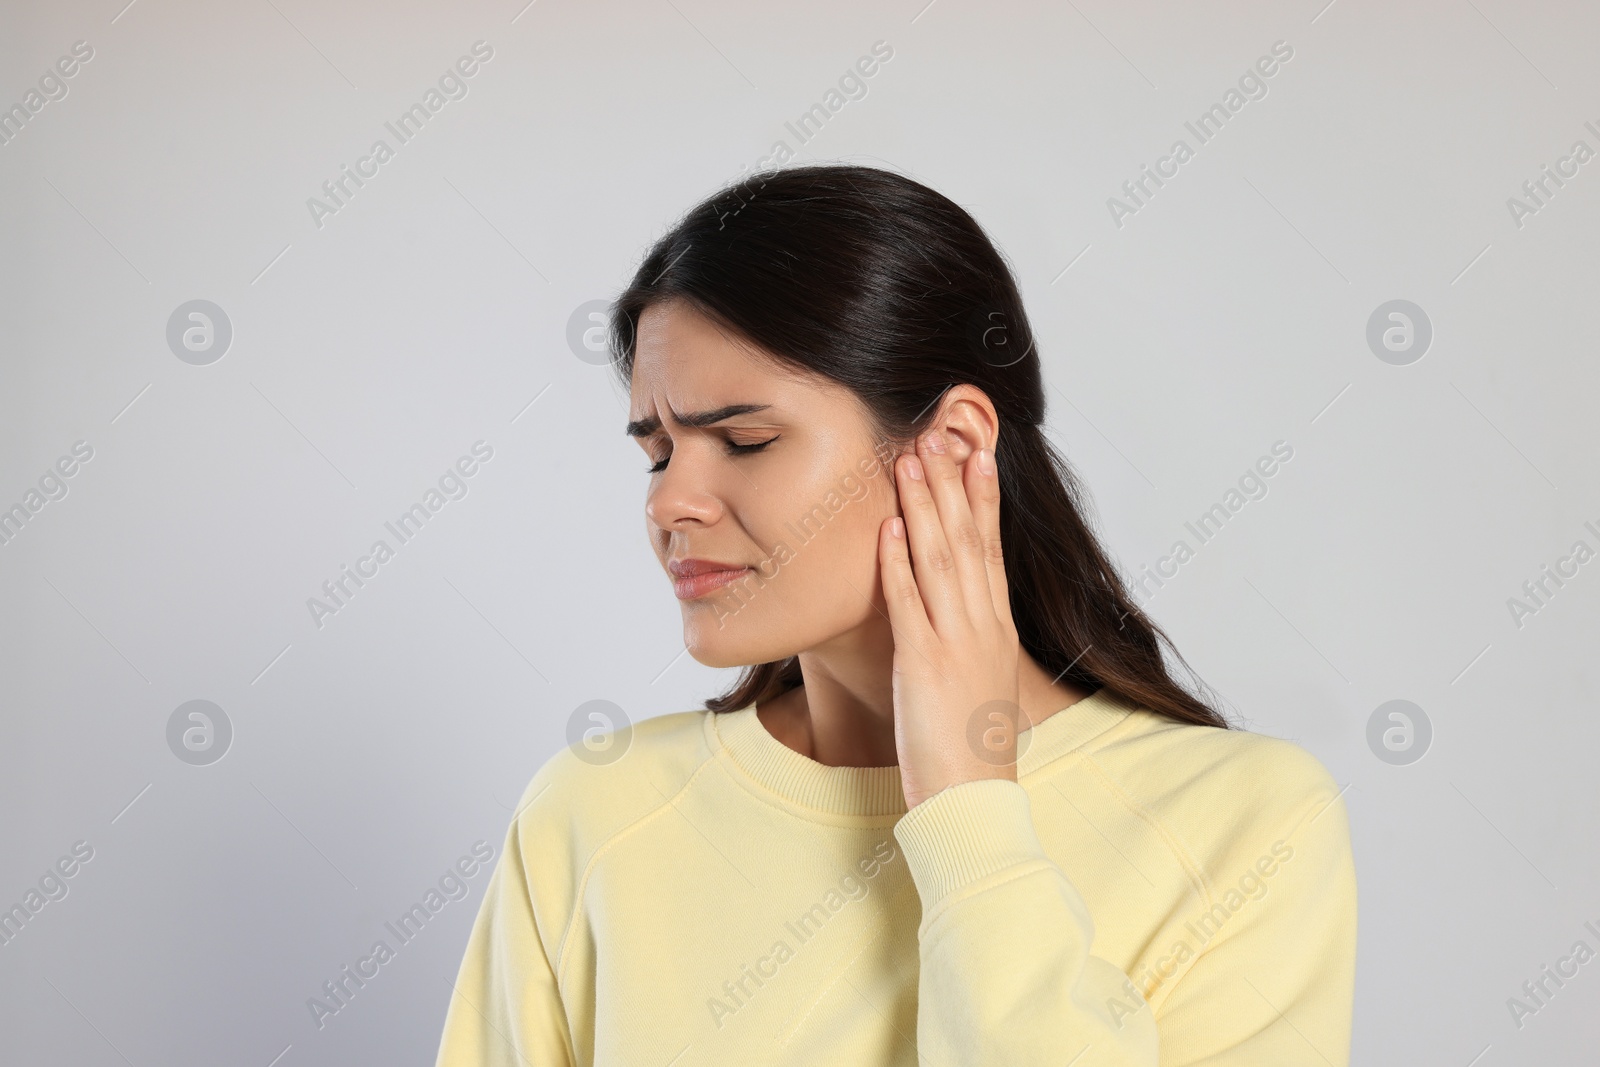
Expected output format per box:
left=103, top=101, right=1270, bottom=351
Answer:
left=645, top=455, right=724, bottom=529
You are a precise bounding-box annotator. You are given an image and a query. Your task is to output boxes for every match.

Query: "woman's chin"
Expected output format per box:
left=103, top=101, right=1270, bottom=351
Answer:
left=682, top=622, right=788, bottom=670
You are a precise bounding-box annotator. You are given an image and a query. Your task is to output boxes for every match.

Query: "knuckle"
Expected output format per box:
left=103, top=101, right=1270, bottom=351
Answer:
left=952, top=521, right=984, bottom=553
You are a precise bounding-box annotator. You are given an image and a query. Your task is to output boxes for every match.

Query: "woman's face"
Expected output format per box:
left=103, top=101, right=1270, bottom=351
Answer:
left=628, top=298, right=903, bottom=668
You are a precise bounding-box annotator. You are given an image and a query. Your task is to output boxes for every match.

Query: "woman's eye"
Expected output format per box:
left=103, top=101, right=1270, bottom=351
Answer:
left=727, top=437, right=779, bottom=456
left=645, top=436, right=778, bottom=474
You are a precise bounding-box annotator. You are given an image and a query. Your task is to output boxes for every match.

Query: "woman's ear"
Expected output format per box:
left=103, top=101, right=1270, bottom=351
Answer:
left=929, top=387, right=999, bottom=469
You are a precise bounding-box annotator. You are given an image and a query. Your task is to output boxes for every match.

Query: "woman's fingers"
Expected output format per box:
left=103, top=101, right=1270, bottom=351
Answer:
left=908, top=430, right=997, bottom=629
left=878, top=512, right=934, bottom=650
left=894, top=446, right=964, bottom=632
left=967, top=446, right=1015, bottom=637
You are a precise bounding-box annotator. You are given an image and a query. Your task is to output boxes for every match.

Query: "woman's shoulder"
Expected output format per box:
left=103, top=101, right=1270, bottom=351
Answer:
left=485, top=708, right=717, bottom=961
left=503, top=706, right=718, bottom=846
left=1098, top=704, right=1339, bottom=792
left=1081, top=704, right=1350, bottom=864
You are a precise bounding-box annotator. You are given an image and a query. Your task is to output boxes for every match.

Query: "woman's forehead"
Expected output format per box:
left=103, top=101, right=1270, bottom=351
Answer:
left=634, top=301, right=767, bottom=371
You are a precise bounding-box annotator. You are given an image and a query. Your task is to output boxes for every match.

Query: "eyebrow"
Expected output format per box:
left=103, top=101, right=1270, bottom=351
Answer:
left=625, top=403, right=772, bottom=438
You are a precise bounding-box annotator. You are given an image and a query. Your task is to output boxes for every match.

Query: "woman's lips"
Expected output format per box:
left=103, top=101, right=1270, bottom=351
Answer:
left=672, top=566, right=752, bottom=600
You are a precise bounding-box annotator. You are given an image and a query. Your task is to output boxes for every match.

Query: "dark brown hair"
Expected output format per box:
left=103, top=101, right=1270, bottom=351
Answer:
left=608, top=163, right=1231, bottom=730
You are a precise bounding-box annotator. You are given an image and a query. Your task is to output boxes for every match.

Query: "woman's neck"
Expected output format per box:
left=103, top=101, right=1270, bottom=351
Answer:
left=756, top=648, right=1095, bottom=768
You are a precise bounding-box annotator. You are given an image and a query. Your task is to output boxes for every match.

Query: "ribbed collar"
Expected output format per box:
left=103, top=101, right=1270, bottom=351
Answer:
left=706, top=687, right=1137, bottom=818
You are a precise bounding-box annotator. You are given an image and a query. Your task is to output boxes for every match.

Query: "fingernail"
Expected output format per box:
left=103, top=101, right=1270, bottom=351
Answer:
left=977, top=448, right=995, bottom=476
left=890, top=516, right=904, bottom=538
left=905, top=456, right=923, bottom=480
left=926, top=430, right=946, bottom=454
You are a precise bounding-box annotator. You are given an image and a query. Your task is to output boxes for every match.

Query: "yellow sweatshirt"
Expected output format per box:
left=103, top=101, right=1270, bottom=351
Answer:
left=434, top=686, right=1357, bottom=1066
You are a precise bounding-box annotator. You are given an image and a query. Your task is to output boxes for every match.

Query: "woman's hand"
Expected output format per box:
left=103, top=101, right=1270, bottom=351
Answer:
left=880, top=429, right=1022, bottom=810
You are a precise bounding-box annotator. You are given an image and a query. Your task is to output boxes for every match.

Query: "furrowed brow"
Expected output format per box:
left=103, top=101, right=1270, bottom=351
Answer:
left=625, top=403, right=771, bottom=438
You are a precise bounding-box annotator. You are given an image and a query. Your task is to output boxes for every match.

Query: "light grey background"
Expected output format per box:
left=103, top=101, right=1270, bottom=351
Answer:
left=2, top=0, right=1596, bottom=1064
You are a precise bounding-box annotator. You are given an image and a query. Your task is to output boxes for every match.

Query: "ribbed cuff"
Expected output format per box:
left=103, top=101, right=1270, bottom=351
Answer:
left=892, top=778, right=1049, bottom=908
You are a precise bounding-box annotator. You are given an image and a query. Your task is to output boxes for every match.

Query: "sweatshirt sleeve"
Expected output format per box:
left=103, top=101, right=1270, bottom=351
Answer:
left=892, top=777, right=1161, bottom=1066
left=1148, top=761, right=1358, bottom=1066
left=434, top=796, right=576, bottom=1067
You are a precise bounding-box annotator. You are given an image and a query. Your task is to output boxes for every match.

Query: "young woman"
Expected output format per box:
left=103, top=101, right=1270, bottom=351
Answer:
left=434, top=164, right=1357, bottom=1066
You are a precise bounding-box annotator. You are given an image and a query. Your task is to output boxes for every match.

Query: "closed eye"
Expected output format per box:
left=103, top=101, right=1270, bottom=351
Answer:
left=646, top=435, right=778, bottom=474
